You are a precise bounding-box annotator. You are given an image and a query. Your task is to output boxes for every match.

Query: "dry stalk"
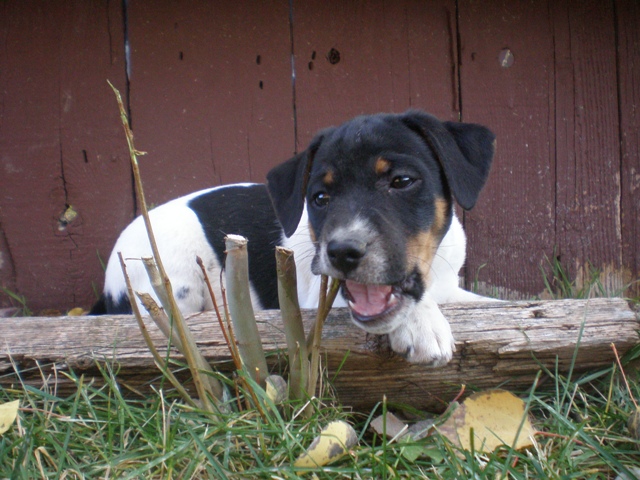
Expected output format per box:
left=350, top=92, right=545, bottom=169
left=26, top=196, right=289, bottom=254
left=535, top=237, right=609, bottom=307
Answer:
left=108, top=81, right=223, bottom=411
left=224, top=234, right=269, bottom=385
left=275, top=246, right=308, bottom=400
left=196, top=256, right=242, bottom=370
left=307, top=276, right=341, bottom=398
left=136, top=292, right=184, bottom=353
left=117, top=253, right=197, bottom=409
left=142, top=257, right=171, bottom=308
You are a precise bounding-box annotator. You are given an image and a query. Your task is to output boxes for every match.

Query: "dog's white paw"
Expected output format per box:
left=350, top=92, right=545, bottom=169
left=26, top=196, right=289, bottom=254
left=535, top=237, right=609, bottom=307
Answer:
left=387, top=298, right=455, bottom=366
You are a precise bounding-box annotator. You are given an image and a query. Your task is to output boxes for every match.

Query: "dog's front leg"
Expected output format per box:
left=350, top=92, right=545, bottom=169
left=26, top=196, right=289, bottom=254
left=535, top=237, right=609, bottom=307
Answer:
left=387, top=295, right=455, bottom=366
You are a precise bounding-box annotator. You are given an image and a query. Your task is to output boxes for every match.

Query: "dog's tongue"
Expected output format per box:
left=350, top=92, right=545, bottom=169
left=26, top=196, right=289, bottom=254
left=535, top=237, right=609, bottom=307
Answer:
left=344, top=280, right=396, bottom=318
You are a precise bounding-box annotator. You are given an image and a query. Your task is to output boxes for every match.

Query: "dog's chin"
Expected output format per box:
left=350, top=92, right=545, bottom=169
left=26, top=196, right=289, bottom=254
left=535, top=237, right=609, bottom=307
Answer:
left=342, top=280, right=414, bottom=334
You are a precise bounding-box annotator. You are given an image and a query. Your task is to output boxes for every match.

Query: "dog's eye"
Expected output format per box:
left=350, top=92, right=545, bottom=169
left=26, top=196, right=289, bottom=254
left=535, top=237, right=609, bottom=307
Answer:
left=313, top=192, right=330, bottom=207
left=390, top=175, right=415, bottom=189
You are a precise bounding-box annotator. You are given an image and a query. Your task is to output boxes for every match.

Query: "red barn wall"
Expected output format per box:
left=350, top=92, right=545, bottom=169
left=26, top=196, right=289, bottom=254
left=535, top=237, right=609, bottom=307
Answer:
left=0, top=0, right=638, bottom=313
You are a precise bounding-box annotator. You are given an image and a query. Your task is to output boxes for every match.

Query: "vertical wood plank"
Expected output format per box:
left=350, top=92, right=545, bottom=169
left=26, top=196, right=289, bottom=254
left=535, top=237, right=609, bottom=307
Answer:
left=458, top=0, right=556, bottom=297
left=292, top=0, right=460, bottom=148
left=616, top=0, right=640, bottom=296
left=127, top=0, right=294, bottom=206
left=552, top=0, right=623, bottom=294
left=0, top=1, right=130, bottom=312
left=0, top=223, right=17, bottom=308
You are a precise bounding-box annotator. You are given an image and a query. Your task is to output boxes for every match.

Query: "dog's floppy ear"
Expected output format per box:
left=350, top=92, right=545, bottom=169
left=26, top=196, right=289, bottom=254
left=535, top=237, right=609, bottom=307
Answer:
left=400, top=110, right=495, bottom=210
left=267, top=136, right=324, bottom=237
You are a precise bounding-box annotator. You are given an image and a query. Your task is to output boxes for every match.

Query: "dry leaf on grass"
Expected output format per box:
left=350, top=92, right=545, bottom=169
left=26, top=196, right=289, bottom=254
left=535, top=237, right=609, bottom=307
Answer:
left=437, top=389, right=535, bottom=453
left=370, top=411, right=409, bottom=440
left=0, top=399, right=19, bottom=435
left=294, top=420, right=358, bottom=468
left=265, top=375, right=288, bottom=404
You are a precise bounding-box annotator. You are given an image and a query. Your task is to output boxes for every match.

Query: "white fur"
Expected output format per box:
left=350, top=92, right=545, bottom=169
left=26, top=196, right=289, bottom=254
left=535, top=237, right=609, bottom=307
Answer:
left=387, top=295, right=455, bottom=366
left=428, top=214, right=487, bottom=303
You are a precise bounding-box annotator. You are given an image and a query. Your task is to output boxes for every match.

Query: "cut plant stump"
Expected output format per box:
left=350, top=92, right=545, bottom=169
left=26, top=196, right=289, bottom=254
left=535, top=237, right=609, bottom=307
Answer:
left=1, top=299, right=637, bottom=411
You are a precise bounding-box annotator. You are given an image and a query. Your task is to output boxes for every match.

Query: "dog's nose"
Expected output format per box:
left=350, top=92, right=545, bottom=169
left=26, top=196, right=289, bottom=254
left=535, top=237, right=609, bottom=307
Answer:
left=327, top=239, right=366, bottom=274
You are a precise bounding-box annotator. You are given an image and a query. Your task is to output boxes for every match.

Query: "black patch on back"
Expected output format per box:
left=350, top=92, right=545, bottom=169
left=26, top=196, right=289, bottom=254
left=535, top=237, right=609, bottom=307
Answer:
left=188, top=185, right=283, bottom=309
left=89, top=294, right=108, bottom=315
left=106, top=292, right=133, bottom=314
left=91, top=293, right=133, bottom=315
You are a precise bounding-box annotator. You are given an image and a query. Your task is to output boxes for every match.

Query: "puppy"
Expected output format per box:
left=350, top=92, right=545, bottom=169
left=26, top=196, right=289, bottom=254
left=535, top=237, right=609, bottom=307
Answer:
left=93, top=110, right=495, bottom=365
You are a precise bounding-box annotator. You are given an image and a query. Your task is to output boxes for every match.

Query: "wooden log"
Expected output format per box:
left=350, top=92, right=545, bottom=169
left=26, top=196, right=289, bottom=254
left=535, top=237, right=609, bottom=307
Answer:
left=1, top=299, right=637, bottom=411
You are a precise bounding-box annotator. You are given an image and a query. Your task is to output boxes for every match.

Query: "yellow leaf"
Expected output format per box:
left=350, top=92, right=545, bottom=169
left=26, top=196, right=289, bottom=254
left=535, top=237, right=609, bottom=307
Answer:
left=0, top=400, right=20, bottom=435
left=438, top=389, right=535, bottom=453
left=265, top=375, right=287, bottom=404
left=294, top=420, right=358, bottom=468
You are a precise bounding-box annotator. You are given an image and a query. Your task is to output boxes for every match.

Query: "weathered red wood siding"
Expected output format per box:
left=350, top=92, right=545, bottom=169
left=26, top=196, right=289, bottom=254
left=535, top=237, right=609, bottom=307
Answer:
left=0, top=0, right=638, bottom=313
left=458, top=0, right=557, bottom=297
left=0, top=1, right=131, bottom=312
left=617, top=0, right=640, bottom=300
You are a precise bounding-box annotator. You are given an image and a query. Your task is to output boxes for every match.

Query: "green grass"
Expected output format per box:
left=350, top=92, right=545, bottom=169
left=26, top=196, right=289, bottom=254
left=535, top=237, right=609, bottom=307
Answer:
left=540, top=254, right=629, bottom=300
left=2, top=351, right=639, bottom=479
left=0, top=286, right=32, bottom=317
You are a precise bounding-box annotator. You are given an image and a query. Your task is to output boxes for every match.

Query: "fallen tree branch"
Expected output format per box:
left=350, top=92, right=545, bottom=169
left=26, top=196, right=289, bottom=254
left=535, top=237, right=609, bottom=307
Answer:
left=1, top=299, right=637, bottom=411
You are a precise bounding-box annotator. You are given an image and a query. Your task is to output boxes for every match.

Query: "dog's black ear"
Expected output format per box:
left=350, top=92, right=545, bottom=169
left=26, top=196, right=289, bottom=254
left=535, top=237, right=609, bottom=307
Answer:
left=266, top=151, right=310, bottom=237
left=267, top=135, right=325, bottom=237
left=400, top=110, right=495, bottom=210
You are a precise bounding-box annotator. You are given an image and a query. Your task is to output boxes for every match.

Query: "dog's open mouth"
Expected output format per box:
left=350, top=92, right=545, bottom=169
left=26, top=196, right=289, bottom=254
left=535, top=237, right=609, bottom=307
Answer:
left=342, top=280, right=403, bottom=323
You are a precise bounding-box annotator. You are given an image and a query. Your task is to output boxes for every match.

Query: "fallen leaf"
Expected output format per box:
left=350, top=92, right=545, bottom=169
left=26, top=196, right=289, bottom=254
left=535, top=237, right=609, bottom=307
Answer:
left=0, top=400, right=20, bottom=435
left=265, top=375, right=287, bottom=404
left=294, top=420, right=358, bottom=468
left=437, top=389, right=535, bottom=453
left=370, top=411, right=408, bottom=440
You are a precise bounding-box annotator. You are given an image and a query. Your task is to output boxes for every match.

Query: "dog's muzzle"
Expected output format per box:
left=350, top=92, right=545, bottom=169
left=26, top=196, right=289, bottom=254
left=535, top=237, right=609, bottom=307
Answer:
left=326, top=238, right=367, bottom=275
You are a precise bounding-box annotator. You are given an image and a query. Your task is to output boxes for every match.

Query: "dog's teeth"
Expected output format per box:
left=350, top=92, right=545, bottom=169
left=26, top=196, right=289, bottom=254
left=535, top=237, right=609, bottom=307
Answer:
left=388, top=292, right=400, bottom=306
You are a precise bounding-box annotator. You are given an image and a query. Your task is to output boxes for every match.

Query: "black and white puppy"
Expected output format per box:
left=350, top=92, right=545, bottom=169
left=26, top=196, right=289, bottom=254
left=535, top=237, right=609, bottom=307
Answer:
left=93, top=110, right=495, bottom=366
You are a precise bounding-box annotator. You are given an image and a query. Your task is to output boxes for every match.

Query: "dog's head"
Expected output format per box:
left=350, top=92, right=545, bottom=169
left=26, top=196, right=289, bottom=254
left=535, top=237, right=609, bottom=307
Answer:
left=267, top=110, right=495, bottom=334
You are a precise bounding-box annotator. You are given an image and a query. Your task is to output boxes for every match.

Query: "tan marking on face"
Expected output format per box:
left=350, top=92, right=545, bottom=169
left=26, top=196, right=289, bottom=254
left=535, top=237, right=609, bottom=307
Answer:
left=407, top=198, right=450, bottom=287
left=431, top=197, right=449, bottom=236
left=374, top=157, right=391, bottom=176
left=407, top=231, right=438, bottom=287
left=323, top=170, right=334, bottom=186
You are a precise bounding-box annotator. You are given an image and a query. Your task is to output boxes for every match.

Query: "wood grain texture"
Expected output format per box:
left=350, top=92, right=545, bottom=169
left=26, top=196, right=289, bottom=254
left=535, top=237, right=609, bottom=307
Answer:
left=457, top=0, right=556, bottom=298
left=0, top=1, right=131, bottom=312
left=1, top=299, right=636, bottom=411
left=552, top=0, right=623, bottom=294
left=0, top=0, right=638, bottom=317
left=292, top=0, right=459, bottom=149
left=127, top=0, right=295, bottom=205
left=616, top=0, right=640, bottom=298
